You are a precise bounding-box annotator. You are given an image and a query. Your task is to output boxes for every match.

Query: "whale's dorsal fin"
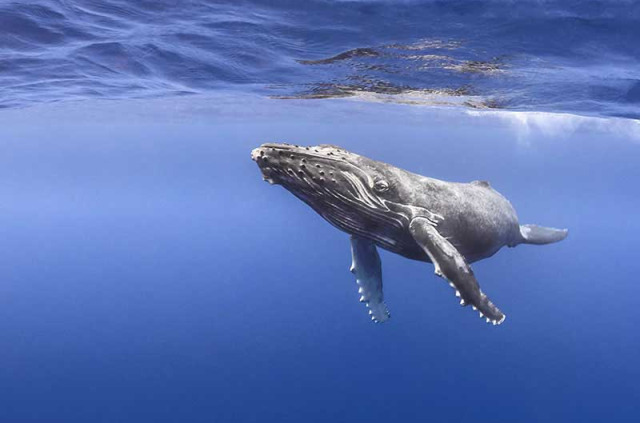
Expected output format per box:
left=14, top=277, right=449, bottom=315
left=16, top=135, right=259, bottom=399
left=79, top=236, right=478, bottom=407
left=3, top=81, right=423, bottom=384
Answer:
left=409, top=217, right=505, bottom=325
left=471, top=180, right=491, bottom=188
left=349, top=236, right=390, bottom=323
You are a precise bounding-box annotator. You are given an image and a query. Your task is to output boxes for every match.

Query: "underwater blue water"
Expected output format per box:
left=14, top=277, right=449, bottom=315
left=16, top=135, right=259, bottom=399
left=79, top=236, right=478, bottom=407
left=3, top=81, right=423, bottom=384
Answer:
left=1, top=1, right=640, bottom=422
left=0, top=96, right=639, bottom=422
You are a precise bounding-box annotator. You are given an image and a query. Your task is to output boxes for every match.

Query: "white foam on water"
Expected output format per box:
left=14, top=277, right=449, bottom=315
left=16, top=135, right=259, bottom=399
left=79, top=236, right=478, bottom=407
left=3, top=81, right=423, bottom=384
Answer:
left=466, top=110, right=640, bottom=144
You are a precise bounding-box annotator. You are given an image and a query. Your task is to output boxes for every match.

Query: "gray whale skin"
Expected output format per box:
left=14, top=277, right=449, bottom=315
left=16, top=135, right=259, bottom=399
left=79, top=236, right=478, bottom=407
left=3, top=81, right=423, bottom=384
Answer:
left=251, top=143, right=568, bottom=326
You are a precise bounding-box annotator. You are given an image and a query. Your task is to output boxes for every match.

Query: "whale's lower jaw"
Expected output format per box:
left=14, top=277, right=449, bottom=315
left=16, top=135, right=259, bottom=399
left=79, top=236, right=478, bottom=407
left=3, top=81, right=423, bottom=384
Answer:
left=290, top=186, right=407, bottom=252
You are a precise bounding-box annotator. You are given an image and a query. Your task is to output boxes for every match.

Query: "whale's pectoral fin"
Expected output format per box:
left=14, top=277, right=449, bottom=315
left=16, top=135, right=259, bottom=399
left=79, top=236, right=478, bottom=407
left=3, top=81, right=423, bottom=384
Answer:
left=349, top=235, right=390, bottom=323
left=409, top=217, right=505, bottom=325
left=519, top=224, right=568, bottom=245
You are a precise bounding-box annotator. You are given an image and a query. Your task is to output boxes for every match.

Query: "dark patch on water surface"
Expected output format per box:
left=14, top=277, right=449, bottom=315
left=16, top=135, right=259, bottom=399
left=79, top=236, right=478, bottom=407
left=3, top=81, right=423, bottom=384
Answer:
left=271, top=79, right=502, bottom=111
left=294, top=42, right=507, bottom=76
left=283, top=41, right=509, bottom=110
left=297, top=48, right=381, bottom=65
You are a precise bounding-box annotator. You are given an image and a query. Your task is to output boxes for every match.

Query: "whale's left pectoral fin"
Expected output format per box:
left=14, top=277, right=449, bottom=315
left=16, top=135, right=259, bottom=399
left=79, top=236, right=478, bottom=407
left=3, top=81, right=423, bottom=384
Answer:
left=409, top=217, right=506, bottom=326
left=349, top=235, right=390, bottom=323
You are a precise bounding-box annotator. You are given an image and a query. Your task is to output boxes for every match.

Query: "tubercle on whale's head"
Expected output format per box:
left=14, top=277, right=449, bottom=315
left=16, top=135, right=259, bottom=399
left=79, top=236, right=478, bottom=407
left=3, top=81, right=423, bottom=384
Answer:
left=251, top=143, right=354, bottom=186
left=251, top=142, right=409, bottom=238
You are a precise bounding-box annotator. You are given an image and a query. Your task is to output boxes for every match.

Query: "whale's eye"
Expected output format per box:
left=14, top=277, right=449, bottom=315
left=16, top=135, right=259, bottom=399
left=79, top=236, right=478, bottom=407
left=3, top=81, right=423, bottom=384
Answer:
left=373, top=179, right=389, bottom=193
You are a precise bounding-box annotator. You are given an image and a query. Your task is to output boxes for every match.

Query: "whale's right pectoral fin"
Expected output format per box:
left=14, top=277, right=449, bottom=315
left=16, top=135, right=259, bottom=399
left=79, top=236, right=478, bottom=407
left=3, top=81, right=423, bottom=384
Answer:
left=349, top=235, right=390, bottom=323
left=409, top=217, right=506, bottom=325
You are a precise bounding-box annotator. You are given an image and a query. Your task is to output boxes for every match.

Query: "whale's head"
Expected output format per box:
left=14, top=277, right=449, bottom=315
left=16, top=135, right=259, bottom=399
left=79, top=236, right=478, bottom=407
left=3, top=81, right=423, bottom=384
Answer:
left=251, top=143, right=435, bottom=247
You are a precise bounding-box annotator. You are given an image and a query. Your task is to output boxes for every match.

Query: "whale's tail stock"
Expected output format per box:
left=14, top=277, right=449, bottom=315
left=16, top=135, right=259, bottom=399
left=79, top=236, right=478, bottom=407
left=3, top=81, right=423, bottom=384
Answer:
left=519, top=224, right=568, bottom=245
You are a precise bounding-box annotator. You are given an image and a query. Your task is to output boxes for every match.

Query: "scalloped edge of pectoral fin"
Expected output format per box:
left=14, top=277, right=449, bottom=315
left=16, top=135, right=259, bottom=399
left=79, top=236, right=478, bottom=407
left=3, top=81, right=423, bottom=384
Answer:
left=409, top=217, right=506, bottom=326
left=350, top=236, right=390, bottom=323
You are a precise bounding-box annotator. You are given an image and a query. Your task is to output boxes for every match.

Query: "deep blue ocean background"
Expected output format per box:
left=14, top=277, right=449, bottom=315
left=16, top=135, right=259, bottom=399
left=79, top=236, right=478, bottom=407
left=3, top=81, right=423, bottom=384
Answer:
left=1, top=1, right=640, bottom=422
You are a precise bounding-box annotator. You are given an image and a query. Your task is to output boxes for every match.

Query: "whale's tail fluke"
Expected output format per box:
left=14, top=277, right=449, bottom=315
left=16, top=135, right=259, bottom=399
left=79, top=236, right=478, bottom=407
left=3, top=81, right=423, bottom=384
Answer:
left=519, top=224, right=568, bottom=245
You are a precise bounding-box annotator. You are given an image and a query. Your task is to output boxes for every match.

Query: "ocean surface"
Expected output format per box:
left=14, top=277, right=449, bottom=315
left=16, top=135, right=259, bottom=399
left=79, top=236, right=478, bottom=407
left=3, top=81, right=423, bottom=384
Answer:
left=2, top=0, right=640, bottom=118
left=1, top=1, right=640, bottom=423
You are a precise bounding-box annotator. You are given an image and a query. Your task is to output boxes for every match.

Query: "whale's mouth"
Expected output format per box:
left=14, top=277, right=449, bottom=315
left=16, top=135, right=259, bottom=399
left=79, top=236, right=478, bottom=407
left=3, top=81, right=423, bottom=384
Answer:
left=251, top=143, right=403, bottom=246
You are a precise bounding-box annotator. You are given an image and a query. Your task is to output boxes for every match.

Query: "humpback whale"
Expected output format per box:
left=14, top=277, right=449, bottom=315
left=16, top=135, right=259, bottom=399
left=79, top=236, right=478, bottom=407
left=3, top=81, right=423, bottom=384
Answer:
left=251, top=143, right=568, bottom=326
